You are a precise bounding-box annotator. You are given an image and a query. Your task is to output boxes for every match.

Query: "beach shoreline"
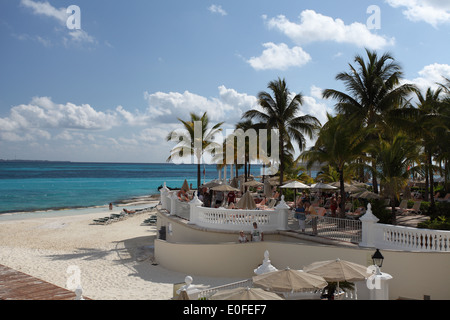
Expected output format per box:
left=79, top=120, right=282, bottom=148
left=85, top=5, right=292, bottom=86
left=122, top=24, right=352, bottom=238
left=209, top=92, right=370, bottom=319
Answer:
left=0, top=199, right=240, bottom=300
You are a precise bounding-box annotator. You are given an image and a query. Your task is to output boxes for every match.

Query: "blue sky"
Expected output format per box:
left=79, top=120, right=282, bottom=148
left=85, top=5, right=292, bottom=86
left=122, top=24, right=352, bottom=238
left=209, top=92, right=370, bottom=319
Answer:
left=0, top=0, right=449, bottom=163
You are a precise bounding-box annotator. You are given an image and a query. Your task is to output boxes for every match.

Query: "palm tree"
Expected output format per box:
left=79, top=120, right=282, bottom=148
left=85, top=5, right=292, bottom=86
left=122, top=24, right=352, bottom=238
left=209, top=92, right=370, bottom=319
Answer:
left=376, top=134, right=420, bottom=224
left=166, top=112, right=223, bottom=193
left=242, top=77, right=321, bottom=186
left=301, top=113, right=373, bottom=217
left=413, top=87, right=449, bottom=210
left=322, top=49, right=416, bottom=193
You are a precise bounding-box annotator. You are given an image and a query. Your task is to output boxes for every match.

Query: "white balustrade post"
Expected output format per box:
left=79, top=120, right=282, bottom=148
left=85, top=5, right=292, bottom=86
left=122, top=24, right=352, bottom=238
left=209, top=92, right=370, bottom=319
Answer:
left=367, top=266, right=393, bottom=300
left=189, top=192, right=203, bottom=225
left=359, top=203, right=379, bottom=248
left=160, top=182, right=169, bottom=210
left=275, top=195, right=290, bottom=231
left=170, top=192, right=178, bottom=216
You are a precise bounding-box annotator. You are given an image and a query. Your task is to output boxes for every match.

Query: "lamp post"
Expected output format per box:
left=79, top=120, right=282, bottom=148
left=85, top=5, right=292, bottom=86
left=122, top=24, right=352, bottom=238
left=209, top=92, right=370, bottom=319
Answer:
left=372, top=249, right=384, bottom=268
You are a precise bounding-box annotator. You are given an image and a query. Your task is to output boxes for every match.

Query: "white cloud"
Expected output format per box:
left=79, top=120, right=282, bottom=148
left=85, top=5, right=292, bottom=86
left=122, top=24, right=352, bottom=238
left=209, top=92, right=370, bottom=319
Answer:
left=266, top=10, right=395, bottom=50
left=405, top=63, right=450, bottom=93
left=0, top=97, right=119, bottom=140
left=386, top=0, right=450, bottom=27
left=20, top=0, right=66, bottom=23
left=208, top=4, right=227, bottom=16
left=247, top=42, right=312, bottom=71
left=144, top=86, right=257, bottom=124
left=20, top=0, right=96, bottom=46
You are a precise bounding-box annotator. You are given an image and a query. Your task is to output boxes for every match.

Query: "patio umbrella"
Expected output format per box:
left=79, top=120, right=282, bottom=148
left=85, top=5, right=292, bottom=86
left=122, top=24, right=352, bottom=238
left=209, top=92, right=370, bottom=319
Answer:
left=352, top=190, right=380, bottom=199
left=211, top=184, right=240, bottom=192
left=181, top=179, right=190, bottom=192
left=310, top=182, right=337, bottom=190
left=201, top=180, right=222, bottom=188
left=210, top=287, right=284, bottom=300
left=253, top=267, right=328, bottom=293
left=303, top=258, right=372, bottom=286
left=236, top=190, right=256, bottom=210
left=280, top=181, right=310, bottom=207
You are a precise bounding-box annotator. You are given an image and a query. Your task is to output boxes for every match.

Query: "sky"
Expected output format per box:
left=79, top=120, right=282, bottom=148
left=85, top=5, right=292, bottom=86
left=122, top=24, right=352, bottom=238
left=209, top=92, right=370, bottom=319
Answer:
left=0, top=0, right=449, bottom=163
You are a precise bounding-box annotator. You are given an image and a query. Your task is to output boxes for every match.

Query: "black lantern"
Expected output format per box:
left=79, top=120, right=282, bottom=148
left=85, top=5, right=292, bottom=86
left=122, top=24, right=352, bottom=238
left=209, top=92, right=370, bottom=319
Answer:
left=372, top=249, right=384, bottom=268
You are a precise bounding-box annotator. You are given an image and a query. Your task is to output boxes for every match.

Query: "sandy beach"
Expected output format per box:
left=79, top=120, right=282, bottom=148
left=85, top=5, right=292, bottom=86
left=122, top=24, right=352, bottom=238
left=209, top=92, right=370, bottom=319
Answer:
left=0, top=201, right=240, bottom=300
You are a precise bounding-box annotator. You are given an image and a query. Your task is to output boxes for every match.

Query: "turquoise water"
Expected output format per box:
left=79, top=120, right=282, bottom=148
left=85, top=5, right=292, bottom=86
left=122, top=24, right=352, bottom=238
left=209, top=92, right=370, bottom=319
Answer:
left=0, top=161, right=262, bottom=214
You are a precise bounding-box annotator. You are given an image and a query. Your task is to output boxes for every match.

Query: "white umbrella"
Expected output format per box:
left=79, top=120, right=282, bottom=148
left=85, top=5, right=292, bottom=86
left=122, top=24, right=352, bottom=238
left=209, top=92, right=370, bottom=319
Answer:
left=236, top=190, right=256, bottom=210
left=303, top=258, right=372, bottom=296
left=280, top=181, right=310, bottom=207
left=253, top=267, right=328, bottom=293
left=310, top=182, right=337, bottom=190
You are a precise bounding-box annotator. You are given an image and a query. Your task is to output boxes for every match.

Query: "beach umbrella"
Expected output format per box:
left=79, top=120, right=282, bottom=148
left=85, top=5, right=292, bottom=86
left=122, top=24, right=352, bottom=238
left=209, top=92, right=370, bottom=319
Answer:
left=303, top=259, right=372, bottom=298
left=310, top=182, right=337, bottom=190
left=201, top=180, right=222, bottom=188
left=210, top=287, right=284, bottom=300
left=243, top=180, right=264, bottom=187
left=181, top=179, right=190, bottom=192
left=280, top=181, right=310, bottom=206
left=303, top=258, right=372, bottom=283
left=211, top=184, right=240, bottom=192
left=253, top=267, right=328, bottom=293
left=236, top=190, right=256, bottom=210
left=352, top=190, right=380, bottom=200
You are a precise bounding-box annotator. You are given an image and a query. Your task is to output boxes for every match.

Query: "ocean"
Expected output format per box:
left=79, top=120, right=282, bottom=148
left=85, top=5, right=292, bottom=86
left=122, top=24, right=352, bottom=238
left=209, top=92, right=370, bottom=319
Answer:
left=0, top=161, right=263, bottom=214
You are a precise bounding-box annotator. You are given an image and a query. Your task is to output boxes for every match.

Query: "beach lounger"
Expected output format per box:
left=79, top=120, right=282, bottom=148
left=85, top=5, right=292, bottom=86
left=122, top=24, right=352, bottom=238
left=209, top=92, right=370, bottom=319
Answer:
left=405, top=201, right=422, bottom=215
left=93, top=217, right=112, bottom=225
left=395, top=200, right=409, bottom=215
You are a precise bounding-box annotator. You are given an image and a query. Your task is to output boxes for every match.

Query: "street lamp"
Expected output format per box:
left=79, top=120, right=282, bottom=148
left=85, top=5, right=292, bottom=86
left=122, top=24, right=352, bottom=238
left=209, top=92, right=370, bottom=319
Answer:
left=372, top=249, right=384, bottom=268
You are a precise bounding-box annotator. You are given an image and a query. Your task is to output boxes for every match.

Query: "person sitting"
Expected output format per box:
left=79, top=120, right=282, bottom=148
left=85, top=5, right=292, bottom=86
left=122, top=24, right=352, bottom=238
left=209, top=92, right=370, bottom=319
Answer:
left=177, top=189, right=189, bottom=202
left=251, top=222, right=264, bottom=242
left=238, top=231, right=248, bottom=243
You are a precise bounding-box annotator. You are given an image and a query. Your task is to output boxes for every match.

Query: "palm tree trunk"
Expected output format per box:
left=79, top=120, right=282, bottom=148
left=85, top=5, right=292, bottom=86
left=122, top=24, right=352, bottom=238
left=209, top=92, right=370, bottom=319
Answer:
left=372, top=158, right=379, bottom=194
left=339, top=168, right=346, bottom=218
left=429, top=152, right=435, bottom=210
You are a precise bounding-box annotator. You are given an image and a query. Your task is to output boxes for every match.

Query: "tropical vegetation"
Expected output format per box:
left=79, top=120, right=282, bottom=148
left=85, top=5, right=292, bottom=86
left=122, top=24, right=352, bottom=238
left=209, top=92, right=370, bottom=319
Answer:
left=166, top=49, right=449, bottom=226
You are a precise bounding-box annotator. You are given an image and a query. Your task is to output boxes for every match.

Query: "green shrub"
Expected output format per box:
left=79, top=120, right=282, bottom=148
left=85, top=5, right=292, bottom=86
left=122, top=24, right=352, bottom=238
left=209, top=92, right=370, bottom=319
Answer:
left=418, top=216, right=450, bottom=231
left=370, top=199, right=392, bottom=224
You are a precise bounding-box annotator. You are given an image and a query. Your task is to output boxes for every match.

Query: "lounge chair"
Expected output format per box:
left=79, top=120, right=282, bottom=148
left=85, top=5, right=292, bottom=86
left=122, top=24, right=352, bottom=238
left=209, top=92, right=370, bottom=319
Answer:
left=405, top=201, right=422, bottom=215
left=437, top=193, right=450, bottom=202
left=267, top=199, right=277, bottom=209
left=393, top=199, right=409, bottom=215
left=93, top=217, right=112, bottom=225
left=142, top=215, right=157, bottom=225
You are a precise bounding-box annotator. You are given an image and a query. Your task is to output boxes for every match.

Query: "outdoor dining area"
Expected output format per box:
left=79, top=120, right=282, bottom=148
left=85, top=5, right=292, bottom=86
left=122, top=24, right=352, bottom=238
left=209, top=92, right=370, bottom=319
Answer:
left=176, top=249, right=391, bottom=300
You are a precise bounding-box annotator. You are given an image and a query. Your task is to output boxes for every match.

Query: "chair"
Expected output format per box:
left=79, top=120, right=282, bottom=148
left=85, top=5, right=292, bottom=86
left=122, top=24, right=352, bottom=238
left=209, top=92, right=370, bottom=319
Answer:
left=393, top=199, right=409, bottom=215
left=267, top=199, right=277, bottom=209
left=405, top=201, right=422, bottom=215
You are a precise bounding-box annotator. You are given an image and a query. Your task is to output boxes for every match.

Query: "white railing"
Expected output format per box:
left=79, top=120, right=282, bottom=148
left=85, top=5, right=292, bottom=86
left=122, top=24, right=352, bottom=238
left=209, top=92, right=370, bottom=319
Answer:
left=312, top=217, right=362, bottom=244
left=374, top=224, right=450, bottom=252
left=194, top=206, right=279, bottom=232
left=198, top=279, right=253, bottom=300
